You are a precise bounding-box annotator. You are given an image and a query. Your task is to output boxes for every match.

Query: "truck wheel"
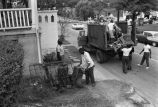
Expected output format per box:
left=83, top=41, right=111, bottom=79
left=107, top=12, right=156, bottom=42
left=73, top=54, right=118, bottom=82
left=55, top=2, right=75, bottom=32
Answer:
left=103, top=53, right=109, bottom=62
left=96, top=50, right=104, bottom=63
left=118, top=54, right=123, bottom=60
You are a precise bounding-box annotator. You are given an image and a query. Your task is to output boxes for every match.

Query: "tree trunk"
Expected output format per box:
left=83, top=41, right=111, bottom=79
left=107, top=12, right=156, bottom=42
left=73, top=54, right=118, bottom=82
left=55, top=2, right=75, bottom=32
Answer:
left=131, top=12, right=136, bottom=44
left=23, top=0, right=28, bottom=8
left=117, top=10, right=120, bottom=23
left=2, top=0, right=7, bottom=8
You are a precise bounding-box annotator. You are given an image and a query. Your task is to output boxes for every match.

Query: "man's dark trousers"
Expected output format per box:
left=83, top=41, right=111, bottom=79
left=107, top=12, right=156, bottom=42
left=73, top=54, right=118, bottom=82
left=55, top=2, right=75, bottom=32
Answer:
left=122, top=56, right=129, bottom=73
left=140, top=52, right=150, bottom=67
left=85, top=66, right=95, bottom=84
left=128, top=47, right=134, bottom=70
left=128, top=54, right=132, bottom=70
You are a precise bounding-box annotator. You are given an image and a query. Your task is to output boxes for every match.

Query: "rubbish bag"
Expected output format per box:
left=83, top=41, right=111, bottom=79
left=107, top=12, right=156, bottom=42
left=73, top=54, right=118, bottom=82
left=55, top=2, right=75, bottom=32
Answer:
left=57, top=63, right=69, bottom=87
left=71, top=66, right=84, bottom=88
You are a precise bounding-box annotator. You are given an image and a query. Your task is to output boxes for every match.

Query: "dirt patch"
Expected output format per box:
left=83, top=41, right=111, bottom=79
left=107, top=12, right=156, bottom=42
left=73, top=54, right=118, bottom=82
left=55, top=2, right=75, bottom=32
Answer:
left=86, top=80, right=134, bottom=105
left=45, top=87, right=113, bottom=107
left=18, top=78, right=138, bottom=107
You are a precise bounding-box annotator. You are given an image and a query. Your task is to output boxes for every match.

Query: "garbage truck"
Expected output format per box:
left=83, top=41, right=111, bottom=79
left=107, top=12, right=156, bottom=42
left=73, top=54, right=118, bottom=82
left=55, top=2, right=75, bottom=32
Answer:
left=78, top=24, right=134, bottom=63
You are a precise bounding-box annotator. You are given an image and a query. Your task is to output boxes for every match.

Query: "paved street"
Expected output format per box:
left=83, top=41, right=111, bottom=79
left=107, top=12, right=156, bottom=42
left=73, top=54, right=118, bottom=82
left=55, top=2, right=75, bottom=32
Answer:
left=64, top=23, right=158, bottom=106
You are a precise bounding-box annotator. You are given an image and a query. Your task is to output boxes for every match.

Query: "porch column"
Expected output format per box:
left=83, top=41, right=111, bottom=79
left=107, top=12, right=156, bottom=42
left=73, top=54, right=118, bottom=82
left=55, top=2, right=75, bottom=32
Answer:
left=28, top=0, right=42, bottom=63
left=2, top=0, right=7, bottom=8
left=28, top=0, right=38, bottom=29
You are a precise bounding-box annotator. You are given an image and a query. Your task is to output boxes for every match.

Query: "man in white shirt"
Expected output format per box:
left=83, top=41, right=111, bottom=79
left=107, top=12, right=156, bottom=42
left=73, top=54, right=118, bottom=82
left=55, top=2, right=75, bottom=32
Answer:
left=138, top=42, right=151, bottom=69
left=56, top=40, right=64, bottom=61
left=121, top=44, right=132, bottom=74
left=108, top=20, right=115, bottom=39
left=78, top=48, right=95, bottom=87
left=127, top=18, right=132, bottom=26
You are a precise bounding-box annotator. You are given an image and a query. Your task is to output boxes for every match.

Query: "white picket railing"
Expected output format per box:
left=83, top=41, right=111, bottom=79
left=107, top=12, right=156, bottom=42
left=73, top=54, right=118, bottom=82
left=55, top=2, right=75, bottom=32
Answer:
left=0, top=8, right=32, bottom=30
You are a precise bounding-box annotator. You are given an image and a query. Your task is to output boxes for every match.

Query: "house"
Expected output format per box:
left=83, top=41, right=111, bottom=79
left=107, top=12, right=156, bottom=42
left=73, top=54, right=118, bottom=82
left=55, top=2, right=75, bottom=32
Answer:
left=0, top=0, right=58, bottom=75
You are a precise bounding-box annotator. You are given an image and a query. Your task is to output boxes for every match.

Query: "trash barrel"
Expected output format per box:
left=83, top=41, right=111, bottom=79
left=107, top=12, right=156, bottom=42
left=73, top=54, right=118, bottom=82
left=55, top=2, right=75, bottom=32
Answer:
left=116, top=21, right=128, bottom=34
left=57, top=64, right=69, bottom=87
left=71, top=66, right=84, bottom=88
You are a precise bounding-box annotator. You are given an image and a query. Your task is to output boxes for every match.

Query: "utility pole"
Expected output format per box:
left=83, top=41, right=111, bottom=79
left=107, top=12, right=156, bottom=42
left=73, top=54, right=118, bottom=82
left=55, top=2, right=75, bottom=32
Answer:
left=117, top=10, right=120, bottom=23
left=2, top=0, right=7, bottom=8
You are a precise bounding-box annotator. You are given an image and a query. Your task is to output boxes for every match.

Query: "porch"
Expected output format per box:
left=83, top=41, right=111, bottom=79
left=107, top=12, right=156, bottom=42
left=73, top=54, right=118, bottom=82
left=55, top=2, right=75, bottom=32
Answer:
left=0, top=0, right=42, bottom=70
left=0, top=8, right=32, bottom=30
left=0, top=0, right=38, bottom=31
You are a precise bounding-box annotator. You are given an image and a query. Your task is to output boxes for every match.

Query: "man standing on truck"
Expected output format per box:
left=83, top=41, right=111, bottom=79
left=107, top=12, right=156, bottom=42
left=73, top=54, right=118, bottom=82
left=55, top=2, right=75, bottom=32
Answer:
left=108, top=20, right=115, bottom=41
left=108, top=20, right=121, bottom=41
left=121, top=44, right=132, bottom=74
left=78, top=48, right=96, bottom=87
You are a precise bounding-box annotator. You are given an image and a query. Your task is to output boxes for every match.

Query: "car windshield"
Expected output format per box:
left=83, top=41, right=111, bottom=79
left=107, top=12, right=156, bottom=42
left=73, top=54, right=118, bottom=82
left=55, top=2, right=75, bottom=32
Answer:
left=144, top=32, right=152, bottom=37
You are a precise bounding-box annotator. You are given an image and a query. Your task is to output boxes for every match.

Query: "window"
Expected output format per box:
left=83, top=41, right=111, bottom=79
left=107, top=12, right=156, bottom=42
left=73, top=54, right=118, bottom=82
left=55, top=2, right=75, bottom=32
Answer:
left=144, top=32, right=152, bottom=37
left=45, top=15, right=48, bottom=22
left=38, top=15, right=42, bottom=23
left=51, top=15, right=54, bottom=22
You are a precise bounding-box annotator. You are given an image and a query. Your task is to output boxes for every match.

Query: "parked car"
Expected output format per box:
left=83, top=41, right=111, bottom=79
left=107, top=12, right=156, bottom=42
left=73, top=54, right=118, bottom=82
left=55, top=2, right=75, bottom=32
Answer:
left=72, top=23, right=84, bottom=30
left=136, top=31, right=158, bottom=46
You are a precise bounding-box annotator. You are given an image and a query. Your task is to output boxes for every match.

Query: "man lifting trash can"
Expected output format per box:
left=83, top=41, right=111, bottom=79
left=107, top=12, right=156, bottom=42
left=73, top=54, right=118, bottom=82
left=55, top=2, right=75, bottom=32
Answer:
left=72, top=48, right=95, bottom=88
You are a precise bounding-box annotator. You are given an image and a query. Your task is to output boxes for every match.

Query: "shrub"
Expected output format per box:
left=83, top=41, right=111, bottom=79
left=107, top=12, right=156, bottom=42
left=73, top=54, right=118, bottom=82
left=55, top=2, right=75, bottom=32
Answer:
left=43, top=52, right=57, bottom=64
left=0, top=40, right=24, bottom=106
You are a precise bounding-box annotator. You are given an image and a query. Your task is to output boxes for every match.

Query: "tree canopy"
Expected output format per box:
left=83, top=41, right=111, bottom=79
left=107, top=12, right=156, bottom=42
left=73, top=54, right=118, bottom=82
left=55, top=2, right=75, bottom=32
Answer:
left=75, top=0, right=95, bottom=20
left=91, top=0, right=108, bottom=15
left=113, top=0, right=158, bottom=43
left=37, top=0, right=79, bottom=9
left=113, top=0, right=158, bottom=13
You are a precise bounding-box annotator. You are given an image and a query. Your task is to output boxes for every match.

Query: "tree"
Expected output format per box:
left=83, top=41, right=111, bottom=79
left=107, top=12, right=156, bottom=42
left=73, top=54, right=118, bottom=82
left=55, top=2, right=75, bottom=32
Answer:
left=58, top=8, right=71, bottom=40
left=75, top=0, right=95, bottom=20
left=91, top=0, right=110, bottom=16
left=67, top=0, right=79, bottom=8
left=113, top=0, right=158, bottom=43
left=37, top=0, right=55, bottom=9
left=54, top=0, right=79, bottom=9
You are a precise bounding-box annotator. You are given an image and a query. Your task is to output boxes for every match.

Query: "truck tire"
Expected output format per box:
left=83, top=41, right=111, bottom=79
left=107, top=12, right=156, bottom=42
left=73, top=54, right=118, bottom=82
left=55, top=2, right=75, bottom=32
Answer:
left=96, top=50, right=105, bottom=63
left=118, top=54, right=123, bottom=60
left=103, top=53, right=109, bottom=62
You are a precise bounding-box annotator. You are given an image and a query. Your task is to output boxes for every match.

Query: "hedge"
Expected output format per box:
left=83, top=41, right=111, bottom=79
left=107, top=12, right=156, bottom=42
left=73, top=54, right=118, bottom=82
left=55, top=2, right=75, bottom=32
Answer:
left=0, top=40, right=24, bottom=106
